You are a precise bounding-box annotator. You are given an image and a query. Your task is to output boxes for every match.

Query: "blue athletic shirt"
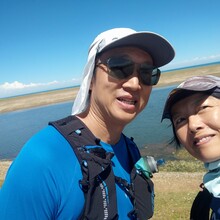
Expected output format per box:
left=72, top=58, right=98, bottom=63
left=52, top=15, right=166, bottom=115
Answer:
left=0, top=125, right=136, bottom=219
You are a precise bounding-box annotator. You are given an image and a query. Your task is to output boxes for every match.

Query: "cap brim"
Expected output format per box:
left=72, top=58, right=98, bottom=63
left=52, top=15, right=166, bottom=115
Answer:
left=162, top=89, right=191, bottom=120
left=161, top=87, right=216, bottom=121
left=162, top=75, right=220, bottom=121
left=101, top=32, right=175, bottom=67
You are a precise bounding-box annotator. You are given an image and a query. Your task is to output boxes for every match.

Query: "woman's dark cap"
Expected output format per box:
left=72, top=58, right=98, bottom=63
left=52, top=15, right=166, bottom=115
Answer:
left=161, top=75, right=220, bottom=121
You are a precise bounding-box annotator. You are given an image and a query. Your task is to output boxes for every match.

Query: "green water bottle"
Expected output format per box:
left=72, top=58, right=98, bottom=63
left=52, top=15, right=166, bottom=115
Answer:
left=135, top=156, right=165, bottom=179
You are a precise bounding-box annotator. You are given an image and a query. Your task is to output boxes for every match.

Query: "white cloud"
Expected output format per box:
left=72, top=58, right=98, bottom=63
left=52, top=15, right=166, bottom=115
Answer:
left=1, top=81, right=58, bottom=90
left=0, top=79, right=81, bottom=98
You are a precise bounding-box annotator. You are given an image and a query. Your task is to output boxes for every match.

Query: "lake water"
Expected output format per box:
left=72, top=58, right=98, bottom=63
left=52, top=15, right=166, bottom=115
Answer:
left=0, top=86, right=176, bottom=160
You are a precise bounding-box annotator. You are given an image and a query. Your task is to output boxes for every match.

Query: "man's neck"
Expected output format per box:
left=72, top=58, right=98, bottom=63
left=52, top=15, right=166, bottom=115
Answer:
left=76, top=113, right=124, bottom=145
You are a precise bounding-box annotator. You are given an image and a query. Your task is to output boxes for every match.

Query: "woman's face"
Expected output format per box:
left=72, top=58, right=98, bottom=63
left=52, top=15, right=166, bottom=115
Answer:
left=171, top=93, right=220, bottom=163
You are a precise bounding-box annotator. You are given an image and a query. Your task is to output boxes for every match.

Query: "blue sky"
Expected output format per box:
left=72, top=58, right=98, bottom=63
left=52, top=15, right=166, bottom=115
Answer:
left=1, top=0, right=220, bottom=98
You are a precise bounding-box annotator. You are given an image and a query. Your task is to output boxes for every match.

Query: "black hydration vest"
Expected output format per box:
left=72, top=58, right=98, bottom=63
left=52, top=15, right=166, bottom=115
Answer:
left=49, top=116, right=154, bottom=220
left=190, top=183, right=215, bottom=220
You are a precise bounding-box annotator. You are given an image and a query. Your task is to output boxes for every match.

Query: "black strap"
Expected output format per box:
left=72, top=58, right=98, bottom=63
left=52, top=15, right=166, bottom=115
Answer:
left=78, top=149, right=118, bottom=220
left=128, top=168, right=154, bottom=220
left=49, top=115, right=99, bottom=148
left=190, top=184, right=213, bottom=220
left=50, top=116, right=119, bottom=220
left=115, top=171, right=154, bottom=220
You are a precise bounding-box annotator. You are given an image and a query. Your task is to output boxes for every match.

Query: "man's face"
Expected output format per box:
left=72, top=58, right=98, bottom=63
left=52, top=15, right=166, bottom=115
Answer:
left=171, top=93, right=220, bottom=163
left=89, top=46, right=153, bottom=127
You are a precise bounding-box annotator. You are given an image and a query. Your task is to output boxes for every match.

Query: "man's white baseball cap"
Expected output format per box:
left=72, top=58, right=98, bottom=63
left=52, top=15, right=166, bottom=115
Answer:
left=72, top=28, right=175, bottom=115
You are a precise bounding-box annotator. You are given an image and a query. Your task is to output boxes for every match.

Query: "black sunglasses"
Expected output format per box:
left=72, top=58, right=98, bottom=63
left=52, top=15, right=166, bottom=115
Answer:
left=97, top=57, right=161, bottom=86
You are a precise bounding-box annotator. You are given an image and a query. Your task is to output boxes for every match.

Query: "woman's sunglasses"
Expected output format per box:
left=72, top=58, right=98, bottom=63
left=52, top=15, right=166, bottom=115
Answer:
left=97, top=57, right=161, bottom=86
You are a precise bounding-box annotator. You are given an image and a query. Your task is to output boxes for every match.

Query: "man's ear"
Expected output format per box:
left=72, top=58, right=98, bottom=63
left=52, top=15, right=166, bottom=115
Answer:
left=90, top=67, right=97, bottom=91
left=89, top=78, right=93, bottom=90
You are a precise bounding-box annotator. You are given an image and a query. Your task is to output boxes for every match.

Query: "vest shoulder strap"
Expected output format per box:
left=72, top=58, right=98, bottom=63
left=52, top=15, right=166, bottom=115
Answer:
left=49, top=115, right=100, bottom=160
left=190, top=185, right=212, bottom=220
left=49, top=116, right=119, bottom=220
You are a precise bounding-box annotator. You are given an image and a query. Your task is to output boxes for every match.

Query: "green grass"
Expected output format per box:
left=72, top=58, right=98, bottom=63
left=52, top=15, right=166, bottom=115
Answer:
left=153, top=191, right=198, bottom=219
left=159, top=148, right=205, bottom=172
left=151, top=148, right=206, bottom=219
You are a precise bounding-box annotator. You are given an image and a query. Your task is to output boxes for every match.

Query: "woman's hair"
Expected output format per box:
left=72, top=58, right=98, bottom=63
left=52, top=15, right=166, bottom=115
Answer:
left=169, top=122, right=181, bottom=148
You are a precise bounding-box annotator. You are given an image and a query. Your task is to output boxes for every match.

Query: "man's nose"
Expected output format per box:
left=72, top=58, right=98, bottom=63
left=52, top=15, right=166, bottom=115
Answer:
left=122, top=72, right=141, bottom=90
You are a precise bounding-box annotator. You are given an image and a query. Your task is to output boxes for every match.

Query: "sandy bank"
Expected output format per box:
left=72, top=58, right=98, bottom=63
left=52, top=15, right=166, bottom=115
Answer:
left=0, top=87, right=79, bottom=113
left=1, top=64, right=220, bottom=114
left=0, top=160, right=12, bottom=182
